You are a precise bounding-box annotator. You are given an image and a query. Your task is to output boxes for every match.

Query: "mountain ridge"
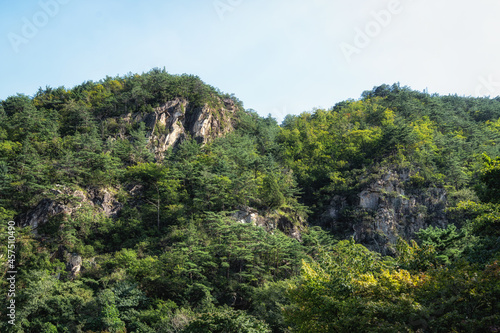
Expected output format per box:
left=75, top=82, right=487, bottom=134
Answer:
left=0, top=74, right=499, bottom=332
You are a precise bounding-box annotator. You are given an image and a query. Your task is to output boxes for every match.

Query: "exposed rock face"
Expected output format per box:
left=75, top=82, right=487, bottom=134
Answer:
left=125, top=98, right=238, bottom=159
left=231, top=206, right=304, bottom=241
left=323, top=169, right=447, bottom=255
left=17, top=198, right=69, bottom=230
left=16, top=186, right=122, bottom=231
left=17, top=98, right=238, bottom=230
left=87, top=188, right=122, bottom=217
left=66, top=253, right=82, bottom=278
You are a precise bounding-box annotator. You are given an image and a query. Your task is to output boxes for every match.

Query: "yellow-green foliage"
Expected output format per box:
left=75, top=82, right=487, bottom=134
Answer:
left=2, top=79, right=500, bottom=332
left=286, top=238, right=500, bottom=332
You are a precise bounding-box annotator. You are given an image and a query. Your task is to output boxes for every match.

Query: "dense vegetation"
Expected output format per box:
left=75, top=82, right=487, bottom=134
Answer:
left=0, top=74, right=499, bottom=332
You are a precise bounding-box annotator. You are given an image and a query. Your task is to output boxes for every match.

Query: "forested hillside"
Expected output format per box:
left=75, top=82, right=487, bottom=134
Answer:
left=0, top=71, right=499, bottom=332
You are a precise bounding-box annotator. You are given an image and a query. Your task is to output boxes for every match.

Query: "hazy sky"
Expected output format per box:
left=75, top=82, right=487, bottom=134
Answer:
left=1, top=0, right=500, bottom=121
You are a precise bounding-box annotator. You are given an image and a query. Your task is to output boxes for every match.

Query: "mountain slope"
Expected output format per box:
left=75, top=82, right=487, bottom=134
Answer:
left=0, top=77, right=499, bottom=332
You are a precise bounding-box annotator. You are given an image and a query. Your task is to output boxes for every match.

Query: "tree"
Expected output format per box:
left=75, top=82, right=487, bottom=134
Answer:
left=478, top=153, right=500, bottom=204
left=126, top=162, right=181, bottom=230
left=182, top=306, right=271, bottom=333
left=416, top=225, right=465, bottom=265
left=98, top=289, right=127, bottom=333
left=285, top=239, right=390, bottom=332
left=260, top=173, right=285, bottom=209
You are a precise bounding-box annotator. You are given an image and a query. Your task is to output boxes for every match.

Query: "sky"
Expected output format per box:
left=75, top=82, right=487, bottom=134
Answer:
left=1, top=0, right=500, bottom=122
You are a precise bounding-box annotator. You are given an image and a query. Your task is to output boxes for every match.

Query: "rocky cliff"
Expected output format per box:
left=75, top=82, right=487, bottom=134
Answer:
left=15, top=186, right=121, bottom=279
left=16, top=186, right=122, bottom=231
left=117, top=97, right=238, bottom=159
left=323, top=169, right=448, bottom=255
left=17, top=96, right=240, bottom=229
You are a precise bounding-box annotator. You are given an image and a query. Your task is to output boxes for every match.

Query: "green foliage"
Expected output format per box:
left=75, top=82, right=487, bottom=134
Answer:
left=416, top=225, right=465, bottom=265
left=182, top=306, right=271, bottom=333
left=478, top=153, right=500, bottom=203
left=285, top=240, right=395, bottom=332
left=395, top=237, right=438, bottom=270
left=279, top=86, right=500, bottom=220
left=4, top=77, right=500, bottom=332
left=98, top=289, right=127, bottom=333
left=286, top=239, right=500, bottom=333
left=3, top=271, right=94, bottom=332
left=445, top=200, right=500, bottom=265
left=126, top=162, right=183, bottom=230
left=260, top=173, right=286, bottom=209
left=250, top=280, right=292, bottom=333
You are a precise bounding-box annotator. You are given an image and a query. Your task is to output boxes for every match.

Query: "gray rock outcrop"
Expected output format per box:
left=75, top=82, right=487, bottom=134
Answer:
left=17, top=198, right=69, bottom=230
left=66, top=253, right=82, bottom=278
left=120, top=98, right=238, bottom=159
left=16, top=186, right=122, bottom=231
left=323, top=169, right=447, bottom=255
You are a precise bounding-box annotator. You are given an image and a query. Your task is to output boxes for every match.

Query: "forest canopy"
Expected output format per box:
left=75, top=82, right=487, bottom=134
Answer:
left=0, top=74, right=499, bottom=332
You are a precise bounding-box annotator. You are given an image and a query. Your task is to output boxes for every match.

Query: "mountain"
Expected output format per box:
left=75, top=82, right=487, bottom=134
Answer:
left=0, top=74, right=499, bottom=332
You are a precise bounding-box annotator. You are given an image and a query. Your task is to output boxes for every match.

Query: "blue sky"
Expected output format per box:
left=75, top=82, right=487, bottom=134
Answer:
left=1, top=0, right=500, bottom=121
